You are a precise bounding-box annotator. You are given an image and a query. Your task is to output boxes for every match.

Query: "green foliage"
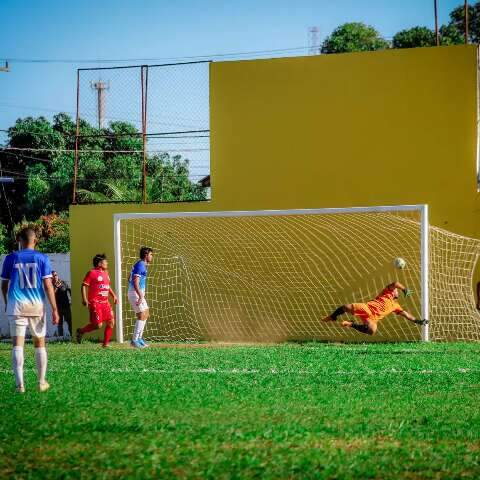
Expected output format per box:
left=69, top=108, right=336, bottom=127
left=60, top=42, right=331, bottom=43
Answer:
left=448, top=2, right=479, bottom=43
left=148, top=154, right=207, bottom=203
left=13, top=212, right=70, bottom=253
left=439, top=23, right=465, bottom=45
left=392, top=26, right=435, bottom=48
left=321, top=22, right=390, bottom=54
left=5, top=114, right=205, bottom=212
left=0, top=343, right=479, bottom=478
left=0, top=223, right=8, bottom=254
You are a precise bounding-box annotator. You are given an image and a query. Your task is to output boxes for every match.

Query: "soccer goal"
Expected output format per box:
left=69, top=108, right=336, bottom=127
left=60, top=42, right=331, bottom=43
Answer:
left=113, top=205, right=480, bottom=343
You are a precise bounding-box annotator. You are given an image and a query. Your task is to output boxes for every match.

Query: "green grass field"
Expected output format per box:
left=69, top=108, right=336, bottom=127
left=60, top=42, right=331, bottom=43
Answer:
left=1, top=342, right=480, bottom=479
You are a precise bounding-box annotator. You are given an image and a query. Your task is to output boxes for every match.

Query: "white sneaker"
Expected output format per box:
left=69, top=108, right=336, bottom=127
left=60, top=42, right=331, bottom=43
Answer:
left=38, top=382, right=50, bottom=392
left=16, top=385, right=25, bottom=394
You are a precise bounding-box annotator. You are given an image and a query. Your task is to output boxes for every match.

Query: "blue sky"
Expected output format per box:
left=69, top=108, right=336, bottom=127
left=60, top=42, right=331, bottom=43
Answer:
left=0, top=0, right=464, bottom=157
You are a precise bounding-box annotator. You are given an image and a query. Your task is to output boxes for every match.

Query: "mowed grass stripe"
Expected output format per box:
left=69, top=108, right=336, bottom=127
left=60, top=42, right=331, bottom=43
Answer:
left=0, top=343, right=479, bottom=479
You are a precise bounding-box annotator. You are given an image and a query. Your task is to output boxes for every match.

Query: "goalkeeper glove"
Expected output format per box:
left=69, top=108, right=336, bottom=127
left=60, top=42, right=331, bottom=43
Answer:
left=403, top=288, right=413, bottom=297
left=413, top=319, right=429, bottom=326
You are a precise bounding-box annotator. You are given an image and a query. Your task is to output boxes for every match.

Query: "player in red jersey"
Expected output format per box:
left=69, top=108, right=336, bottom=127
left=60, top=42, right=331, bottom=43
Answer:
left=76, top=254, right=118, bottom=347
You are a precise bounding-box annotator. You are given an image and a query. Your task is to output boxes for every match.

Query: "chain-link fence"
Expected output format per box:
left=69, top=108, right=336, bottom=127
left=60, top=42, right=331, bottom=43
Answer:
left=73, top=61, right=210, bottom=204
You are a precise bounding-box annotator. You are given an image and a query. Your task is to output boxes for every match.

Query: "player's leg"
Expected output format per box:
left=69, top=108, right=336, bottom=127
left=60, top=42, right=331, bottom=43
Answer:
left=131, top=310, right=148, bottom=348
left=342, top=318, right=377, bottom=335
left=322, top=304, right=354, bottom=322
left=137, top=308, right=149, bottom=347
left=29, top=316, right=50, bottom=392
left=76, top=306, right=101, bottom=343
left=57, top=310, right=64, bottom=338
left=102, top=305, right=114, bottom=348
left=64, top=308, right=73, bottom=339
left=10, top=316, right=27, bottom=393
left=129, top=292, right=148, bottom=348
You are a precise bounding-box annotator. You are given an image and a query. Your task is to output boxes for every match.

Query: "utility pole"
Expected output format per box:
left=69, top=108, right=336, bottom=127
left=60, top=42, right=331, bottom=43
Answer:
left=308, top=27, right=321, bottom=55
left=434, top=0, right=440, bottom=46
left=0, top=60, right=9, bottom=72
left=91, top=80, right=109, bottom=129
left=465, top=1, right=469, bottom=44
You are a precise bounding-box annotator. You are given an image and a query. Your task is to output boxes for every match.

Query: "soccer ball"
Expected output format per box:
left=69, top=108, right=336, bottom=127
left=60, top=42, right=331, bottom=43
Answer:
left=393, top=257, right=407, bottom=269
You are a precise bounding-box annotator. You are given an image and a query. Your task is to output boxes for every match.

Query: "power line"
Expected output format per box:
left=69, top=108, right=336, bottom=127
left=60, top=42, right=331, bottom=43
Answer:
left=0, top=128, right=210, bottom=139
left=2, top=46, right=313, bottom=64
left=3, top=146, right=209, bottom=153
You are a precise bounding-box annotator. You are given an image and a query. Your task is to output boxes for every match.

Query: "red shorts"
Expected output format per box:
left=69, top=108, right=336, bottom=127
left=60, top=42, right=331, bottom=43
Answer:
left=89, top=302, right=113, bottom=325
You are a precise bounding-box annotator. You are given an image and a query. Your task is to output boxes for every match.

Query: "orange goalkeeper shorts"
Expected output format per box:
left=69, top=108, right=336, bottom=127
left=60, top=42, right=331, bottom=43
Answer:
left=351, top=303, right=377, bottom=324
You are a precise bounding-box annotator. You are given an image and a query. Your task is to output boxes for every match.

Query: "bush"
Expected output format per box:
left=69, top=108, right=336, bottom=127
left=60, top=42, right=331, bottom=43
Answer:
left=13, top=212, right=70, bottom=253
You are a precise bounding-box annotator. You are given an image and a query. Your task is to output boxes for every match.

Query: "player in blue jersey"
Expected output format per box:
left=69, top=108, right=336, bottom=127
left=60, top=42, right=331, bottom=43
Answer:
left=128, top=247, right=153, bottom=348
left=1, top=228, right=59, bottom=393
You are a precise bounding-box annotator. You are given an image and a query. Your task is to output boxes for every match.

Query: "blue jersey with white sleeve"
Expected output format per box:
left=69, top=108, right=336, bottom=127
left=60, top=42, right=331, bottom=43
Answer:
left=0, top=249, right=52, bottom=316
left=128, top=260, right=148, bottom=293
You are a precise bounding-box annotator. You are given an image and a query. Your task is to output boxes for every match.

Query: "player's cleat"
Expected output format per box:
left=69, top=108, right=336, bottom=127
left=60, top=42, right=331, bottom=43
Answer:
left=321, top=316, right=334, bottom=322
left=76, top=328, right=83, bottom=344
left=15, top=385, right=25, bottom=394
left=102, top=343, right=111, bottom=348
left=130, top=339, right=145, bottom=349
left=414, top=319, right=429, bottom=326
left=38, top=382, right=50, bottom=393
left=138, top=338, right=149, bottom=347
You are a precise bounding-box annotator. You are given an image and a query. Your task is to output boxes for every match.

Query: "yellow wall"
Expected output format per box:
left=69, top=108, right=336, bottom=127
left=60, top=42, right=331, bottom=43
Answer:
left=70, top=45, right=480, bottom=337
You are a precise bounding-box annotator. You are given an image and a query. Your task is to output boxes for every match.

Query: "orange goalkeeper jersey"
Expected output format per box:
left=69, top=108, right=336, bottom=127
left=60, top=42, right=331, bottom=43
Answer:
left=352, top=288, right=403, bottom=323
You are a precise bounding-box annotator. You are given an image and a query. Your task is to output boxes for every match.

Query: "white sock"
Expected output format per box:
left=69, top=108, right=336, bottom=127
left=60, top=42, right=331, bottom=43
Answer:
left=35, top=347, right=47, bottom=384
left=12, top=346, right=24, bottom=388
left=139, top=320, right=147, bottom=339
left=133, top=320, right=146, bottom=341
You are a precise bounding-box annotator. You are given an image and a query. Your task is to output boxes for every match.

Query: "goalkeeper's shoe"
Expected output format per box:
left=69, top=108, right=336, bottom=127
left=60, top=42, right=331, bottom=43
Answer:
left=414, top=319, right=429, bottom=326
left=138, top=338, right=149, bottom=348
left=130, top=339, right=145, bottom=349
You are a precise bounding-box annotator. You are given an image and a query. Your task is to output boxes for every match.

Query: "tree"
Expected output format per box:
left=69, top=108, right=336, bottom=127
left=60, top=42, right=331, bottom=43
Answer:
left=448, top=2, right=479, bottom=43
left=392, top=26, right=435, bottom=49
left=13, top=213, right=70, bottom=253
left=0, top=223, right=8, bottom=254
left=321, top=22, right=390, bottom=54
left=439, top=23, right=464, bottom=45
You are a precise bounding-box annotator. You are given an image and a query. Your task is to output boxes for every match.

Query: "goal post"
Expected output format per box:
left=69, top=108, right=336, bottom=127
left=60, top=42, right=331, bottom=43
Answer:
left=113, top=204, right=436, bottom=343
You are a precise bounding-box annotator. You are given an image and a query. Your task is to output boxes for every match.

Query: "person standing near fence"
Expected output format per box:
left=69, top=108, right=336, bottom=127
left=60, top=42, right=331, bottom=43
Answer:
left=52, top=270, right=72, bottom=338
left=0, top=227, right=59, bottom=393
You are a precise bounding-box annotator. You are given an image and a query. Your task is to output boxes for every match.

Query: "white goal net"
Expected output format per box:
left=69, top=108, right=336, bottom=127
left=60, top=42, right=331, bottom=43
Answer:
left=114, top=206, right=480, bottom=343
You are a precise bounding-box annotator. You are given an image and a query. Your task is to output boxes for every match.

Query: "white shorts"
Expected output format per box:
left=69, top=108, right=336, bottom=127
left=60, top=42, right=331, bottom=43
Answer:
left=9, top=315, right=46, bottom=338
left=128, top=291, right=149, bottom=314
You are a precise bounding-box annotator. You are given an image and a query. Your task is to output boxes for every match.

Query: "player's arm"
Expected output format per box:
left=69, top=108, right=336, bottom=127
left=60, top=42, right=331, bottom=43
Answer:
left=397, top=310, right=428, bottom=325
left=1, top=279, right=8, bottom=310
left=133, top=275, right=143, bottom=300
left=43, top=278, right=59, bottom=325
left=81, top=283, right=89, bottom=306
left=109, top=287, right=118, bottom=304
left=1, top=254, right=12, bottom=310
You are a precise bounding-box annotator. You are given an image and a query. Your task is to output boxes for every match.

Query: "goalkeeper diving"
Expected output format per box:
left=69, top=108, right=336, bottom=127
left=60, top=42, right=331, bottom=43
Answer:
left=322, top=282, right=428, bottom=335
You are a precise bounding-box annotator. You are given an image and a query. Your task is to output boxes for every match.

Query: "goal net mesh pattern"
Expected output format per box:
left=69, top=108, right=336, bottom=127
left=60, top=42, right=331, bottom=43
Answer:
left=119, top=210, right=480, bottom=342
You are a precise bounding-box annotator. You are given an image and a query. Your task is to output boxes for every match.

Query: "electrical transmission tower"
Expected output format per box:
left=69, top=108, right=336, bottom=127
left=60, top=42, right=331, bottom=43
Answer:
left=308, top=27, right=321, bottom=55
left=91, top=80, right=110, bottom=129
